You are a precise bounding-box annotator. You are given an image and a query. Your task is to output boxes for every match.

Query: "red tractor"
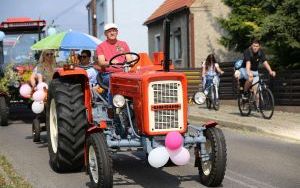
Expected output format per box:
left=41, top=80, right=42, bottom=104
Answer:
left=46, top=20, right=226, bottom=187
left=0, top=17, right=46, bottom=126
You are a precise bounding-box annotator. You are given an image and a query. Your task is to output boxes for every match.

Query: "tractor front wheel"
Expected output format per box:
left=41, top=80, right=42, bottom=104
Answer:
left=87, top=132, right=113, bottom=188
left=0, top=96, right=8, bottom=126
left=198, top=127, right=227, bottom=187
left=46, top=78, right=87, bottom=172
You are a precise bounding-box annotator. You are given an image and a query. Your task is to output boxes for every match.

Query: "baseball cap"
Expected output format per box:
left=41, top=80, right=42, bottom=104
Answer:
left=104, top=23, right=118, bottom=31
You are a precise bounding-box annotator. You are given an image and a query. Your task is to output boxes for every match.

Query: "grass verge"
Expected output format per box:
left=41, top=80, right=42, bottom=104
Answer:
left=0, top=155, right=32, bottom=188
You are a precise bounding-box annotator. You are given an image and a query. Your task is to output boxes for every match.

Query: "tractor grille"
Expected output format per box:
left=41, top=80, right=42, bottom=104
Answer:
left=148, top=81, right=183, bottom=132
left=154, top=110, right=179, bottom=129
left=153, top=82, right=178, bottom=103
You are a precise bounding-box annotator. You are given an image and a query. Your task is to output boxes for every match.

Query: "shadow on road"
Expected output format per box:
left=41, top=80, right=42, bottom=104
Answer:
left=100, top=152, right=200, bottom=188
left=228, top=112, right=262, bottom=119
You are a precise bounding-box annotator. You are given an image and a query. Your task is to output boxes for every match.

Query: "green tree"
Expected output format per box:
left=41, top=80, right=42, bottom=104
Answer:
left=219, top=0, right=300, bottom=69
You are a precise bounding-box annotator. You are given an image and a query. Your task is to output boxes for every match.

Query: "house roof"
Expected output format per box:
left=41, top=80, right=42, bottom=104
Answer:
left=144, top=0, right=195, bottom=25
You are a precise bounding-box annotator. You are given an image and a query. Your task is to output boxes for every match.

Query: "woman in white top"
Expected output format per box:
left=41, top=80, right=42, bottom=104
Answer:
left=202, top=54, right=224, bottom=90
left=79, top=50, right=98, bottom=86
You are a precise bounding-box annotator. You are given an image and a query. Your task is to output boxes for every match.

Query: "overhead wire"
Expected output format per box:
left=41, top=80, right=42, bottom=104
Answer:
left=50, top=0, right=84, bottom=22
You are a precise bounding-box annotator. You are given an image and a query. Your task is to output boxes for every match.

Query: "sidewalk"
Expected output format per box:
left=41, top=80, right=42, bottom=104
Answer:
left=188, top=102, right=300, bottom=141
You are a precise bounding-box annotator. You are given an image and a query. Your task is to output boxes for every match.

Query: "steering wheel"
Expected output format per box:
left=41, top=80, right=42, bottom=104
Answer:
left=109, top=52, right=140, bottom=67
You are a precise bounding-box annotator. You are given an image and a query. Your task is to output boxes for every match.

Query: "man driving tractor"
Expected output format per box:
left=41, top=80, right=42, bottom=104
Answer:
left=96, top=23, right=132, bottom=104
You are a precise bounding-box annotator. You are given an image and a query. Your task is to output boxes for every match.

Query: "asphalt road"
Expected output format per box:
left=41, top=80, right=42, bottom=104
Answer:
left=0, top=108, right=300, bottom=188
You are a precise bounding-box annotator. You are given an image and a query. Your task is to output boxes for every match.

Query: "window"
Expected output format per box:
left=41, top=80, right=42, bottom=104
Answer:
left=99, top=22, right=104, bottom=40
left=155, top=34, right=161, bottom=51
left=174, top=28, right=182, bottom=59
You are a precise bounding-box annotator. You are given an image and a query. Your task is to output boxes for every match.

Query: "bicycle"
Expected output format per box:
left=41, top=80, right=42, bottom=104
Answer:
left=237, top=75, right=274, bottom=119
left=194, top=74, right=220, bottom=110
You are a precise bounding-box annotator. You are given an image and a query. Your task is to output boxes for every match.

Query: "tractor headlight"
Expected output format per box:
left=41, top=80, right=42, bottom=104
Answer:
left=113, top=94, right=125, bottom=108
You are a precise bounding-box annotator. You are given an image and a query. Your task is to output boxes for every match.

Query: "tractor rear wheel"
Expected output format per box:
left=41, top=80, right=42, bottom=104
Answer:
left=0, top=96, right=8, bottom=126
left=46, top=78, right=87, bottom=172
left=198, top=127, right=227, bottom=187
left=87, top=132, right=113, bottom=188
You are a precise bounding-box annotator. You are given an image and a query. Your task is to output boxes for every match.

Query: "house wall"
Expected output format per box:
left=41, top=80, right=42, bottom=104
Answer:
left=190, top=0, right=240, bottom=67
left=87, top=6, right=93, bottom=36
left=147, top=10, right=190, bottom=68
left=95, top=0, right=113, bottom=40
left=89, top=0, right=164, bottom=52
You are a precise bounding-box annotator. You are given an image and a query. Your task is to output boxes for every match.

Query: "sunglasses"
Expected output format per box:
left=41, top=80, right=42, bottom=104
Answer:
left=46, top=53, right=54, bottom=57
left=81, top=55, right=88, bottom=58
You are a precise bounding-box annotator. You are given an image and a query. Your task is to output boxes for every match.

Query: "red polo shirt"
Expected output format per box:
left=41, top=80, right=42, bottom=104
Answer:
left=96, top=40, right=130, bottom=72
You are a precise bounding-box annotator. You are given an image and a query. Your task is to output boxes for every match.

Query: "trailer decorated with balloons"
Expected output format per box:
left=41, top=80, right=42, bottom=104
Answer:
left=19, top=81, right=48, bottom=141
left=42, top=19, right=227, bottom=187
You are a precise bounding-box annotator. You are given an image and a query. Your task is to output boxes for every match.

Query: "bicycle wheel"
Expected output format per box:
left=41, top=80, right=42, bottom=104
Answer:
left=259, top=88, right=274, bottom=119
left=206, top=87, right=212, bottom=109
left=238, top=93, right=251, bottom=116
left=212, top=85, right=220, bottom=111
left=206, top=98, right=212, bottom=109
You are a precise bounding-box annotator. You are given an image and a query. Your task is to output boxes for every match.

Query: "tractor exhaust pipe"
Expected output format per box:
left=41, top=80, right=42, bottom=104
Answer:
left=163, top=18, right=170, bottom=72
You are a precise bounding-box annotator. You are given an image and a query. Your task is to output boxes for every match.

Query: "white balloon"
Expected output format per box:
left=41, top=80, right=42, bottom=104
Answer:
left=169, top=147, right=190, bottom=166
left=36, top=82, right=48, bottom=90
left=32, top=90, right=46, bottom=101
left=148, top=147, right=170, bottom=168
left=31, top=101, right=44, bottom=114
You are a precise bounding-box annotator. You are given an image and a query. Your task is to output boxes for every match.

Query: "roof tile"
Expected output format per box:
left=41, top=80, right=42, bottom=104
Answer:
left=145, top=0, right=195, bottom=25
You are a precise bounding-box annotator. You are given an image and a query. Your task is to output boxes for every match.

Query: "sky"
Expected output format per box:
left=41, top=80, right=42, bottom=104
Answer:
left=0, top=0, right=164, bottom=52
left=112, top=0, right=164, bottom=52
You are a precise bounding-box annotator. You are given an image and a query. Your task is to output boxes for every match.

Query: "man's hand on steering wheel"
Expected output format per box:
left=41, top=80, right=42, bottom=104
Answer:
left=109, top=52, right=140, bottom=67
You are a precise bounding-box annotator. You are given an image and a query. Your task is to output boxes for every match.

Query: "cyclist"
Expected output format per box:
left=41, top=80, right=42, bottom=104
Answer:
left=236, top=39, right=276, bottom=100
left=202, top=54, right=224, bottom=94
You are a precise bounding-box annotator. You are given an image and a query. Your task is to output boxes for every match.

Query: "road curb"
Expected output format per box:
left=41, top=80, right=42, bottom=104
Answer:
left=189, top=115, right=263, bottom=133
left=188, top=115, right=300, bottom=142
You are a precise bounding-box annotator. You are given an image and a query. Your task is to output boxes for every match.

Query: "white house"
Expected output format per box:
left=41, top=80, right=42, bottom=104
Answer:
left=87, top=0, right=164, bottom=52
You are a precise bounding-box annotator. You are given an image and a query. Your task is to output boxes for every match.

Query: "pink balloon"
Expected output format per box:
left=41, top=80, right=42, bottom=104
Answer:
left=37, top=82, right=48, bottom=90
left=19, top=84, right=32, bottom=98
left=165, top=131, right=183, bottom=150
left=32, top=90, right=46, bottom=101
left=168, top=147, right=190, bottom=166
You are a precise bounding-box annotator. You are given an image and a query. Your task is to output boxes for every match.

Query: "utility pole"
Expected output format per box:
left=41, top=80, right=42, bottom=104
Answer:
left=92, top=0, right=97, bottom=37
left=112, top=0, right=115, bottom=23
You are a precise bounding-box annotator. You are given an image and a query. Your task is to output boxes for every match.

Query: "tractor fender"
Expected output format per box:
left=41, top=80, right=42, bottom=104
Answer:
left=203, top=121, right=218, bottom=128
left=52, top=67, right=93, bottom=124
left=87, top=121, right=107, bottom=135
left=53, top=67, right=89, bottom=79
left=86, top=126, right=103, bottom=136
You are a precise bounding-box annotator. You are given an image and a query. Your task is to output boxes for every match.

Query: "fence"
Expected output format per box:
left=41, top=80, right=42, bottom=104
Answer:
left=174, top=62, right=236, bottom=99
left=270, top=70, right=300, bottom=105
left=174, top=63, right=300, bottom=106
